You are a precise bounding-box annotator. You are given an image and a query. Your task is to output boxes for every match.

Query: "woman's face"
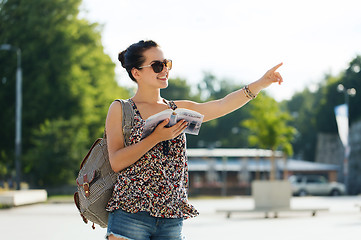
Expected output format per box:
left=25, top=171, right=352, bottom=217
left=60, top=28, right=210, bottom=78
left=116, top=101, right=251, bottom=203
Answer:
left=136, top=47, right=169, bottom=89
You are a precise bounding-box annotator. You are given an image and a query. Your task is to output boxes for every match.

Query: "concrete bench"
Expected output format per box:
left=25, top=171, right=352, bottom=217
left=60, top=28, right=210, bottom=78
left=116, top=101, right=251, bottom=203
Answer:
left=0, top=190, right=47, bottom=207
left=217, top=207, right=329, bottom=218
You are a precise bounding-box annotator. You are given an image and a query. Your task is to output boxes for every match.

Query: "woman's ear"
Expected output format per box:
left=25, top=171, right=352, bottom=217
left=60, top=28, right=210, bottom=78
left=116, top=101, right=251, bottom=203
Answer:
left=131, top=68, right=141, bottom=81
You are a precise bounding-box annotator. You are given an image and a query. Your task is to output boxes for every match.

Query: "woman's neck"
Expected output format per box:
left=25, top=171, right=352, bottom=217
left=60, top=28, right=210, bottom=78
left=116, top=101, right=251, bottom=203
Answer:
left=132, top=87, right=163, bottom=104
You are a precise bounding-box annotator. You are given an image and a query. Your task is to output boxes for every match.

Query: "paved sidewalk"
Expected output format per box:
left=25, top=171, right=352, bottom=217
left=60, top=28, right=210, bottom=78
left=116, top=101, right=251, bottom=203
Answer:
left=185, top=196, right=361, bottom=240
left=0, top=196, right=360, bottom=240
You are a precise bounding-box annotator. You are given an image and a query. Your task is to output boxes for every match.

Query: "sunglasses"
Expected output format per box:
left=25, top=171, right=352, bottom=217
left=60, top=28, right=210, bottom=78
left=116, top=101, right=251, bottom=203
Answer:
left=138, top=59, right=172, bottom=73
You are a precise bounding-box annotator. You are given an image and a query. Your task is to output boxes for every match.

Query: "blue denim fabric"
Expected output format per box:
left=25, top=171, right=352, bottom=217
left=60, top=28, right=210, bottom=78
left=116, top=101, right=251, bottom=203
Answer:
left=106, top=209, right=184, bottom=240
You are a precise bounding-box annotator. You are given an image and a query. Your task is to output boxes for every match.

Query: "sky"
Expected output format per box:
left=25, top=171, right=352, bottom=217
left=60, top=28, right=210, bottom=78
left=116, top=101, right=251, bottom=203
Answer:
left=79, top=0, right=361, bottom=101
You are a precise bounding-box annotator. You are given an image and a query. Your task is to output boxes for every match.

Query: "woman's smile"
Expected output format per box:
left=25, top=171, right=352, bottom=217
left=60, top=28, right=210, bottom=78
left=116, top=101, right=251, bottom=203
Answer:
left=157, top=74, right=168, bottom=81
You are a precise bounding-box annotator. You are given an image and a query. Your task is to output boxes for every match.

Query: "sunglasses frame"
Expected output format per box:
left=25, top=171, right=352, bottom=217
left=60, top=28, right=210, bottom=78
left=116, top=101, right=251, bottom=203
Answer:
left=138, top=59, right=172, bottom=73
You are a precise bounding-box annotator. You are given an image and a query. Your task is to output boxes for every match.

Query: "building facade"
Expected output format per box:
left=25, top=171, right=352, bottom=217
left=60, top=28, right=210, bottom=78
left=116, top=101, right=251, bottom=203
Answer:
left=315, top=119, right=361, bottom=195
left=187, top=148, right=340, bottom=196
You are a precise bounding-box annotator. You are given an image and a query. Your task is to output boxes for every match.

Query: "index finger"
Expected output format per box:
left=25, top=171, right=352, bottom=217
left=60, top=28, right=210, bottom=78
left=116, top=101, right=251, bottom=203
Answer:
left=270, top=62, right=283, bottom=72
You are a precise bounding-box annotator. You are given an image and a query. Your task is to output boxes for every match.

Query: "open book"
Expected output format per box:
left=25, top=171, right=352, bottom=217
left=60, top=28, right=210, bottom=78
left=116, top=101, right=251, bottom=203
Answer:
left=142, top=108, right=204, bottom=139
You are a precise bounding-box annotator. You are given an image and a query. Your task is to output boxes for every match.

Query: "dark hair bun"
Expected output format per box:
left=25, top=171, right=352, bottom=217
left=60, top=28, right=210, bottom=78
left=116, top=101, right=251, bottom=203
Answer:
left=118, top=40, right=159, bottom=82
left=118, top=50, right=127, bottom=68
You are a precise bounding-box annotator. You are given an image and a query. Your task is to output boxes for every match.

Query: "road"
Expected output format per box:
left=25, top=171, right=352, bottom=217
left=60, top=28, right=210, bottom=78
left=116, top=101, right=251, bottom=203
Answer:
left=0, top=196, right=360, bottom=239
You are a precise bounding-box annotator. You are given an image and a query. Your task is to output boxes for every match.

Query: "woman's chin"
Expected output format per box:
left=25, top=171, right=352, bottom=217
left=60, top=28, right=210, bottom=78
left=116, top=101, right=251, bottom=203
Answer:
left=158, top=79, right=168, bottom=89
left=160, top=83, right=168, bottom=89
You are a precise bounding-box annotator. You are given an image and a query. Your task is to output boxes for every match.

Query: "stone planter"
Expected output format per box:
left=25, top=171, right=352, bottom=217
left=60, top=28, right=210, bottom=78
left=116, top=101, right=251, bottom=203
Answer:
left=252, top=180, right=291, bottom=209
left=0, top=190, right=47, bottom=207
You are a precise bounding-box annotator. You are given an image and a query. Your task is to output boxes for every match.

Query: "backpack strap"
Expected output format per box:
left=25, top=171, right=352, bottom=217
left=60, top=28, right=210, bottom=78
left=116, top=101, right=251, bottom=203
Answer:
left=115, top=99, right=134, bottom=146
left=103, top=99, right=134, bottom=147
left=119, top=99, right=134, bottom=146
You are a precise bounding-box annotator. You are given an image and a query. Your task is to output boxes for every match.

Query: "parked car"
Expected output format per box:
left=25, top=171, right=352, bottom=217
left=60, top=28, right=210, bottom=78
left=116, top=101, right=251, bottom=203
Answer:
left=288, top=175, right=346, bottom=196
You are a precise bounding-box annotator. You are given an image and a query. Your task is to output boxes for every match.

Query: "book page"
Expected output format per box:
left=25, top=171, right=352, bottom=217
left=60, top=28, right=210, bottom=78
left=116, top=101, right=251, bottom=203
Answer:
left=141, top=108, right=204, bottom=139
left=142, top=109, right=172, bottom=139
left=174, top=108, right=204, bottom=135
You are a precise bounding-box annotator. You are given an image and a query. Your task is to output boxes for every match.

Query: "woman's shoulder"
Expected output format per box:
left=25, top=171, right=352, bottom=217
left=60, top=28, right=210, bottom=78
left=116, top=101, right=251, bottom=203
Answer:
left=107, top=100, right=124, bottom=121
left=109, top=99, right=123, bottom=110
left=109, top=98, right=133, bottom=110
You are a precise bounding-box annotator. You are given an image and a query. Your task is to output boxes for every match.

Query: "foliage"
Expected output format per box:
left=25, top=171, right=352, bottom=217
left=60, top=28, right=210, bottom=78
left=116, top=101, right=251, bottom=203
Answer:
left=1, top=0, right=360, bottom=187
left=189, top=73, right=252, bottom=148
left=283, top=88, right=320, bottom=161
left=160, top=73, right=254, bottom=149
left=24, top=117, right=88, bottom=186
left=242, top=93, right=296, bottom=180
left=242, top=94, right=296, bottom=154
left=285, top=55, right=361, bottom=161
left=0, top=0, right=128, bottom=187
left=313, top=57, right=361, bottom=133
left=336, top=56, right=361, bottom=123
left=161, top=77, right=199, bottom=101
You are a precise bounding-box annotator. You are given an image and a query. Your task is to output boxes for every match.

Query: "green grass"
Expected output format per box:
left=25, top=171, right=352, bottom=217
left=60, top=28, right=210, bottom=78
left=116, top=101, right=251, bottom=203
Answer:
left=0, top=203, right=12, bottom=209
left=47, top=195, right=74, bottom=203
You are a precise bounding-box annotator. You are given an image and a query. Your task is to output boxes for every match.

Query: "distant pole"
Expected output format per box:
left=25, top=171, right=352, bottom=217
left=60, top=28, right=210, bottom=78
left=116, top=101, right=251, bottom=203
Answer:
left=283, top=153, right=288, bottom=180
left=336, top=84, right=356, bottom=193
left=0, top=44, right=22, bottom=190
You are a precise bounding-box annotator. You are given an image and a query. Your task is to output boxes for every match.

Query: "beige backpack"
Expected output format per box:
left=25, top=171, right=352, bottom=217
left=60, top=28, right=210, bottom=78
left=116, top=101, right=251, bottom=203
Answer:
left=74, top=99, right=134, bottom=229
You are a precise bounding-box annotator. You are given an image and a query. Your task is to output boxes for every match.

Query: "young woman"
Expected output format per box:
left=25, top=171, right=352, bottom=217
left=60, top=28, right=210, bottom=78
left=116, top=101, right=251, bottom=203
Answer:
left=105, top=40, right=283, bottom=240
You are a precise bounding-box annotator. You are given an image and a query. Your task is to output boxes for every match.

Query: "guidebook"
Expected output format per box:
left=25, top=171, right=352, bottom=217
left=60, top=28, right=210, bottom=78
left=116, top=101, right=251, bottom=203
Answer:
left=142, top=108, right=204, bottom=139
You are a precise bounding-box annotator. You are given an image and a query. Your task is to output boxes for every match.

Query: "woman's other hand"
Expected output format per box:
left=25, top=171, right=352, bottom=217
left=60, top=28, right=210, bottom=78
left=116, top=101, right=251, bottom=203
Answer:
left=150, top=119, right=188, bottom=143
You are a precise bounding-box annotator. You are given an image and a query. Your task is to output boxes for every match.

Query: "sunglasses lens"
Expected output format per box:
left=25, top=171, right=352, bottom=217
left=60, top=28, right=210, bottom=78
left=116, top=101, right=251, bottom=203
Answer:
left=152, top=62, right=164, bottom=73
left=148, top=60, right=172, bottom=73
left=166, top=60, right=172, bottom=70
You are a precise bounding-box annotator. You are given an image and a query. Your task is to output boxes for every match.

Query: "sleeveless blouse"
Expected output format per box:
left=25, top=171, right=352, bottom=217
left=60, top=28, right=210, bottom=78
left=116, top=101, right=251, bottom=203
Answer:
left=106, top=99, right=199, bottom=219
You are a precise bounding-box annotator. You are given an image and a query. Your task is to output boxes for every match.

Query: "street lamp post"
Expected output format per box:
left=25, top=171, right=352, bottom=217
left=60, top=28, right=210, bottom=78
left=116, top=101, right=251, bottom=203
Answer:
left=336, top=84, right=356, bottom=192
left=0, top=44, right=22, bottom=190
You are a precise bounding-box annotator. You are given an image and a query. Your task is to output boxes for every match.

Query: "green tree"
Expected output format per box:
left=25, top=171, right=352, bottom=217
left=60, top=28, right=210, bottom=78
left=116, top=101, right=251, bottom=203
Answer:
left=284, top=88, right=321, bottom=161
left=314, top=56, right=361, bottom=134
left=187, top=73, right=252, bottom=148
left=343, top=56, right=361, bottom=123
left=0, top=0, right=128, bottom=187
left=315, top=74, right=344, bottom=133
left=242, top=94, right=296, bottom=180
left=284, top=56, right=361, bottom=162
left=161, top=77, right=199, bottom=101
left=24, top=117, right=88, bottom=186
left=197, top=72, right=219, bottom=101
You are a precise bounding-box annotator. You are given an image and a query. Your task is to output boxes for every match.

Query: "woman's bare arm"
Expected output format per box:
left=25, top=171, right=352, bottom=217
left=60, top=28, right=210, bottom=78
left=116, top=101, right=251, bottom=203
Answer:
left=175, top=63, right=283, bottom=122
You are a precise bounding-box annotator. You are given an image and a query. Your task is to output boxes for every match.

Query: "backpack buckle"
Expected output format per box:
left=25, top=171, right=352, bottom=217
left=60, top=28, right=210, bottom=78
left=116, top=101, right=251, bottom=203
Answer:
left=83, top=182, right=90, bottom=197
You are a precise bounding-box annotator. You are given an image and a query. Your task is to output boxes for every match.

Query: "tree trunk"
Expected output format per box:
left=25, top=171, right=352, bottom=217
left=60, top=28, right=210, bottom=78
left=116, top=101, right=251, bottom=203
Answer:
left=270, top=150, right=276, bottom=180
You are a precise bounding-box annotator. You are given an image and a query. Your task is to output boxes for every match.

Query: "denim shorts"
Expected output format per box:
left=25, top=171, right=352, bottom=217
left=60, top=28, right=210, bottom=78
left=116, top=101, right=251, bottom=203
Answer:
left=106, top=209, right=185, bottom=240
